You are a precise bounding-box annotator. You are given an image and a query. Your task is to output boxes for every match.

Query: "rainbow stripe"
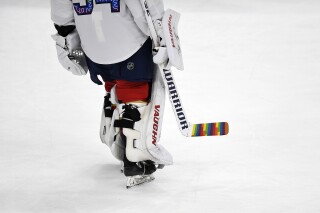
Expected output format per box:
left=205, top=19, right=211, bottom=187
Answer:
left=191, top=122, right=229, bottom=137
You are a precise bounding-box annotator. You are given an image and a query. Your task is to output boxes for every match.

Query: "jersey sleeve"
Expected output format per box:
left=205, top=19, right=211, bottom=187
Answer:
left=125, top=0, right=164, bottom=36
left=51, top=0, right=75, bottom=26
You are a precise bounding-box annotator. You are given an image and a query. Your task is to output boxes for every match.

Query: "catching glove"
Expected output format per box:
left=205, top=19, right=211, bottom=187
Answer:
left=52, top=30, right=88, bottom=75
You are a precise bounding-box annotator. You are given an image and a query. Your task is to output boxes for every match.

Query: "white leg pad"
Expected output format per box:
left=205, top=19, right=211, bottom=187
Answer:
left=110, top=134, right=125, bottom=161
left=112, top=68, right=174, bottom=165
left=99, top=88, right=124, bottom=160
left=123, top=128, right=154, bottom=162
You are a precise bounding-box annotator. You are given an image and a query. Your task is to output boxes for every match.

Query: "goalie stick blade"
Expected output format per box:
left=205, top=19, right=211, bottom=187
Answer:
left=191, top=122, right=229, bottom=137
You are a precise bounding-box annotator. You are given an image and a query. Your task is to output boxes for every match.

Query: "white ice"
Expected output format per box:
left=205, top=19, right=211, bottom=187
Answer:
left=1, top=0, right=320, bottom=212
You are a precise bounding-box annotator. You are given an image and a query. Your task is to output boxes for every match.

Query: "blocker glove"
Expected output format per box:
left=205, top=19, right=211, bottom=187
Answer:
left=52, top=30, right=88, bottom=75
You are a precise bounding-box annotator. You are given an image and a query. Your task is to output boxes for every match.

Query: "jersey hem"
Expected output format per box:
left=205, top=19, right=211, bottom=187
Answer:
left=84, top=37, right=149, bottom=65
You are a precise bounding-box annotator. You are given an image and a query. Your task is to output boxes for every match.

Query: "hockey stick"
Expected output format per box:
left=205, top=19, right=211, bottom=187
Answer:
left=140, top=0, right=229, bottom=137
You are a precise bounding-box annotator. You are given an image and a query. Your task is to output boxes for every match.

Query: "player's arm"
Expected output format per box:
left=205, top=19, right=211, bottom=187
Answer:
left=51, top=0, right=88, bottom=76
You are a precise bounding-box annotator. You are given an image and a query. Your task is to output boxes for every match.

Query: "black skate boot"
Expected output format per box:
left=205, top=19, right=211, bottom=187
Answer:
left=123, top=157, right=157, bottom=189
left=123, top=155, right=157, bottom=177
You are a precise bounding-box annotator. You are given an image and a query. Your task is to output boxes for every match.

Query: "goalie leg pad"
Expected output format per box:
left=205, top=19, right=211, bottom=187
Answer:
left=114, top=70, right=173, bottom=165
left=110, top=133, right=126, bottom=161
left=100, top=88, right=125, bottom=161
left=114, top=103, right=154, bottom=163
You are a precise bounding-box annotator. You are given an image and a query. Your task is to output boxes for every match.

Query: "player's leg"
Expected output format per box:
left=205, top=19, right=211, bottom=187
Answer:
left=110, top=73, right=170, bottom=188
left=114, top=80, right=157, bottom=176
left=84, top=55, right=126, bottom=161
left=114, top=38, right=159, bottom=177
left=99, top=81, right=116, bottom=146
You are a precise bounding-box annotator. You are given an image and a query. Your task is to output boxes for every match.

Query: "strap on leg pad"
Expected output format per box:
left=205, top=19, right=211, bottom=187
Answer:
left=114, top=104, right=141, bottom=130
left=103, top=93, right=113, bottom=118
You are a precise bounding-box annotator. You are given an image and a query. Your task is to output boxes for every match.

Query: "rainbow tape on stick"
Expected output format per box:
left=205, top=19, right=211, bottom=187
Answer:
left=191, top=122, right=229, bottom=137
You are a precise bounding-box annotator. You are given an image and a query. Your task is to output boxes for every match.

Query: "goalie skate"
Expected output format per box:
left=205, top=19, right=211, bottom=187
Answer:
left=126, top=175, right=155, bottom=189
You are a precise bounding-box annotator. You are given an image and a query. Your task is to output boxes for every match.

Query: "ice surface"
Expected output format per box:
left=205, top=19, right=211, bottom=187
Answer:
left=1, top=0, right=320, bottom=212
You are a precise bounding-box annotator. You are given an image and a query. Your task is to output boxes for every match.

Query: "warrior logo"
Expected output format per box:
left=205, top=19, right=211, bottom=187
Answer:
left=163, top=69, right=188, bottom=130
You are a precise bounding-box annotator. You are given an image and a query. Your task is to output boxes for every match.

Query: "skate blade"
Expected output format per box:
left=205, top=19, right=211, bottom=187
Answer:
left=126, top=175, right=155, bottom=189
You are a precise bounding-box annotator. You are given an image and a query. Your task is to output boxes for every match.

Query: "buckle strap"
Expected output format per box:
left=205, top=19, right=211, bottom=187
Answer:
left=114, top=119, right=134, bottom=129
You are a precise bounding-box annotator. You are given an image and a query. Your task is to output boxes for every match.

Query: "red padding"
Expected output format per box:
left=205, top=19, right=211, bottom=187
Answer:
left=104, top=80, right=116, bottom=92
left=104, top=80, right=150, bottom=103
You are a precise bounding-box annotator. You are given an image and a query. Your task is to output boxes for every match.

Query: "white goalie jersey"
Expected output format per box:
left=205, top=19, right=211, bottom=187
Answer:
left=51, top=0, right=164, bottom=64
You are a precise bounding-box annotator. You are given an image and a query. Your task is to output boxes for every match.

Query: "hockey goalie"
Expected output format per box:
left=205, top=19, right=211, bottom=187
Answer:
left=51, top=0, right=181, bottom=188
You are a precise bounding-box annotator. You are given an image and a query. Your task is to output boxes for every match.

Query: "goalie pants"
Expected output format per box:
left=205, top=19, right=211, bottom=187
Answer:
left=86, top=38, right=153, bottom=103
